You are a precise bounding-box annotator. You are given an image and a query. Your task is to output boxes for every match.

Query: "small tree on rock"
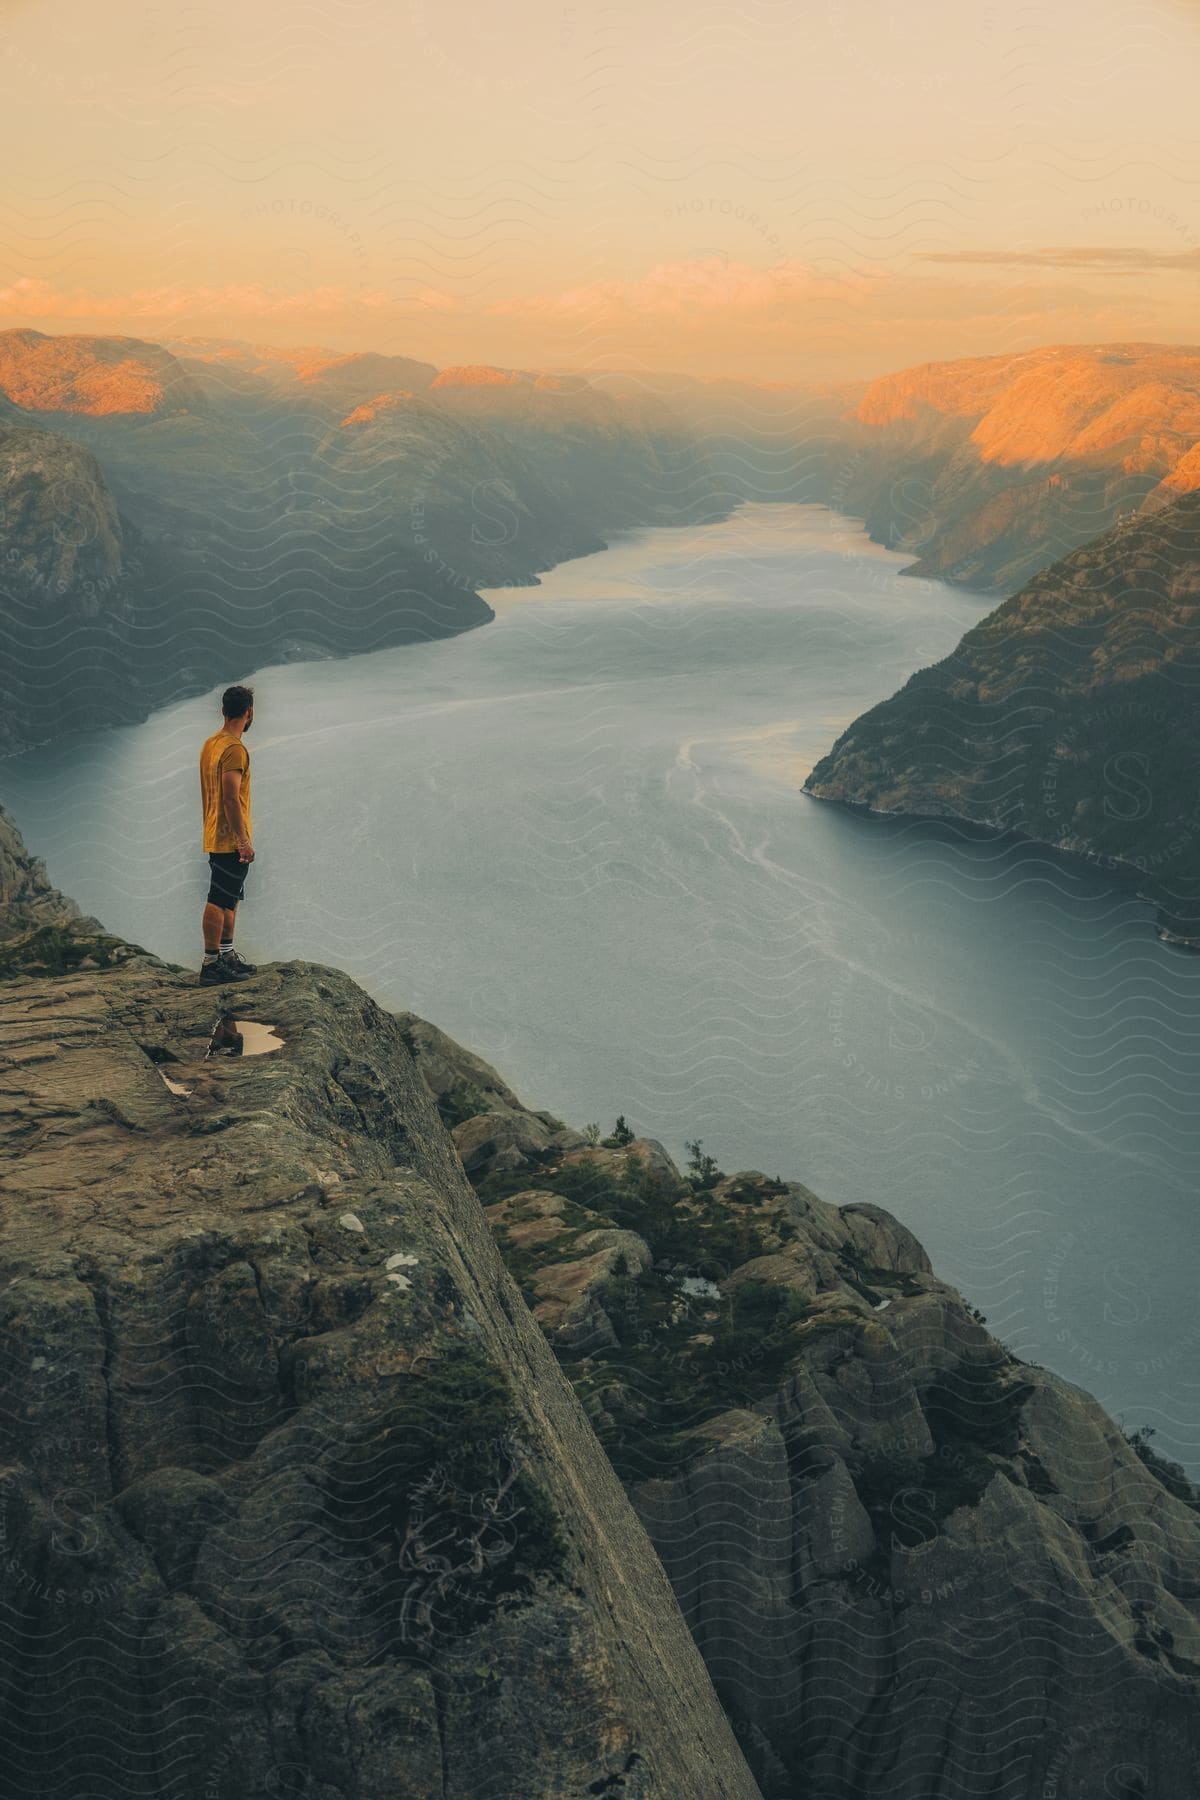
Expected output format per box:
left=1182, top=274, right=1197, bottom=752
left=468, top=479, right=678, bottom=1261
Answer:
left=685, top=1138, right=724, bottom=1191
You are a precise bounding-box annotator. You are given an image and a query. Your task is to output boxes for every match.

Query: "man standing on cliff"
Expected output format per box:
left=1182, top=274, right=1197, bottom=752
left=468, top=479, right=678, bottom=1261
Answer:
left=198, top=684, right=258, bottom=985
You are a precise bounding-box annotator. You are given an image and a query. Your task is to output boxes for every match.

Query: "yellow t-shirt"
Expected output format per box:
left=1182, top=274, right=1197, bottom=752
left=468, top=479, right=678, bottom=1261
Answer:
left=200, top=730, right=252, bottom=853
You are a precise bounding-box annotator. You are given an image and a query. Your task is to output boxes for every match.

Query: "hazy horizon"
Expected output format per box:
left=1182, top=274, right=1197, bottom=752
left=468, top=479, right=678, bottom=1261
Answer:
left=12, top=321, right=1200, bottom=394
left=4, top=0, right=1200, bottom=381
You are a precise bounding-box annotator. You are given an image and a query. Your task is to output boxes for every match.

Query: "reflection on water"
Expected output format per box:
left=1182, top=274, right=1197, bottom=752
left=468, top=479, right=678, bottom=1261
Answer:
left=236, top=1020, right=284, bottom=1056
left=206, top=1016, right=284, bottom=1058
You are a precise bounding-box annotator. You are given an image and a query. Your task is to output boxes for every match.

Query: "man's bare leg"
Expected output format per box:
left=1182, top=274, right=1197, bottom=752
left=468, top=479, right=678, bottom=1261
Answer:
left=203, top=902, right=224, bottom=954
left=200, top=898, right=252, bottom=981
left=216, top=902, right=256, bottom=974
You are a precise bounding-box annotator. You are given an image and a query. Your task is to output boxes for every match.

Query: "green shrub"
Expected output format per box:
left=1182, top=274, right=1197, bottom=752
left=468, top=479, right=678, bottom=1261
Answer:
left=725, top=1176, right=788, bottom=1206
left=1124, top=1426, right=1200, bottom=1512
left=326, top=1338, right=568, bottom=1650
left=0, top=923, right=125, bottom=980
left=475, top=1140, right=819, bottom=1486
left=562, top=1272, right=816, bottom=1483
left=849, top=1440, right=995, bottom=1547
left=837, top=1242, right=923, bottom=1301
left=844, top=1357, right=1027, bottom=1548
left=436, top=1079, right=494, bottom=1131
left=923, top=1358, right=1033, bottom=1455
left=693, top=1279, right=814, bottom=1403
left=686, top=1138, right=724, bottom=1190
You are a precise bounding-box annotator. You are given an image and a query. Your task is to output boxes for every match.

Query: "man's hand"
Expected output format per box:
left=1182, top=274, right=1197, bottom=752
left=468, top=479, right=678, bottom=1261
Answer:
left=237, top=838, right=255, bottom=864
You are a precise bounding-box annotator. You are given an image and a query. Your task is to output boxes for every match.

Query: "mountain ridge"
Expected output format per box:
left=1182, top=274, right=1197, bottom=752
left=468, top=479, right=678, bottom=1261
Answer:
left=0, top=328, right=738, bottom=754
left=0, top=802, right=764, bottom=1800
left=416, top=1005, right=1200, bottom=1797
left=803, top=490, right=1200, bottom=943
left=822, top=340, right=1200, bottom=593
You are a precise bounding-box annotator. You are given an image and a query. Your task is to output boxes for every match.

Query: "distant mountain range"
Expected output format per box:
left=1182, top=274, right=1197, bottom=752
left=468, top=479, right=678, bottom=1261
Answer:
left=824, top=341, right=1200, bottom=591
left=0, top=328, right=767, bottom=751
left=6, top=327, right=1200, bottom=769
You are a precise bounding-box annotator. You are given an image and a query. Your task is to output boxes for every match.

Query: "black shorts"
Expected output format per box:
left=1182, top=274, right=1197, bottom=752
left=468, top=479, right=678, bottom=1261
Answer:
left=207, top=850, right=251, bottom=908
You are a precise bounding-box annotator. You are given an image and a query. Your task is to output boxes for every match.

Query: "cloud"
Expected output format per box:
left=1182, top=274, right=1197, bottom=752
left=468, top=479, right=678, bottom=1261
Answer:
left=488, top=255, right=883, bottom=321
left=1, top=253, right=1195, bottom=381
left=917, top=246, right=1200, bottom=273
left=0, top=277, right=457, bottom=321
left=480, top=253, right=1151, bottom=350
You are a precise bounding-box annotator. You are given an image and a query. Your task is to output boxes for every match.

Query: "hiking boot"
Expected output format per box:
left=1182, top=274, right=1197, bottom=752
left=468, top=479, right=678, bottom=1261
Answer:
left=220, top=948, right=257, bottom=975
left=199, top=958, right=252, bottom=985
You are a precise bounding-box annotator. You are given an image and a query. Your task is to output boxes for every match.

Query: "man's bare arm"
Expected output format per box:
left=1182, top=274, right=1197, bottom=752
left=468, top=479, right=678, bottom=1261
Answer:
left=220, top=767, right=254, bottom=861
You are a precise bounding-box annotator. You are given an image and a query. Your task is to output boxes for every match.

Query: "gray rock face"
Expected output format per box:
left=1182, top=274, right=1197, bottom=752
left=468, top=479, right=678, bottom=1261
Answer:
left=0, top=403, right=491, bottom=755
left=0, top=802, right=79, bottom=935
left=633, top=1333, right=1200, bottom=1800
left=312, top=391, right=602, bottom=588
left=451, top=1108, right=553, bottom=1173
left=0, top=427, right=148, bottom=751
left=3, top=800, right=1199, bottom=1799
left=483, top=1189, right=654, bottom=1353
left=391, top=1012, right=528, bottom=1116
left=558, top=1137, right=684, bottom=1198
left=0, top=425, right=124, bottom=599
left=410, top=1027, right=1200, bottom=1800
left=0, top=860, right=761, bottom=1799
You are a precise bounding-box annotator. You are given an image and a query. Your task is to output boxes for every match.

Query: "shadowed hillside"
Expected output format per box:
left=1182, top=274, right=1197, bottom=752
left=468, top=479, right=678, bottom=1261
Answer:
left=804, top=491, right=1200, bottom=944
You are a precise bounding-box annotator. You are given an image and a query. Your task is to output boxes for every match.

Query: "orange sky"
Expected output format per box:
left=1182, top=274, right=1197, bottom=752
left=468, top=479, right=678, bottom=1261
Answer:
left=2, top=0, right=1200, bottom=379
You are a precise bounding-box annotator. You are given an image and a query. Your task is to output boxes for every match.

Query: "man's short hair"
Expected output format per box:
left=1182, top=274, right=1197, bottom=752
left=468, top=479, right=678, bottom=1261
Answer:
left=221, top=684, right=255, bottom=720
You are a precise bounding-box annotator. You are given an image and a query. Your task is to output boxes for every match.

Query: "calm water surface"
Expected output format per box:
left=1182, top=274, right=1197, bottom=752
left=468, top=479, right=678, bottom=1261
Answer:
left=6, top=505, right=1198, bottom=1468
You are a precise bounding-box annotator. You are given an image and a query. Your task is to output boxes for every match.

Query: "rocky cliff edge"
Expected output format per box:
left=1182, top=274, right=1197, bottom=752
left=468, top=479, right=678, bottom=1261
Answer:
left=403, top=1003, right=1200, bottom=1798
left=2, top=802, right=1198, bottom=1799
left=0, top=805, right=762, bottom=1800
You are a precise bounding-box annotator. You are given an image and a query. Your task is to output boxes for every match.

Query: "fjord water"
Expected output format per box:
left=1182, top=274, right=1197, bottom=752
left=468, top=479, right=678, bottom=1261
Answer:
left=6, top=503, right=1199, bottom=1470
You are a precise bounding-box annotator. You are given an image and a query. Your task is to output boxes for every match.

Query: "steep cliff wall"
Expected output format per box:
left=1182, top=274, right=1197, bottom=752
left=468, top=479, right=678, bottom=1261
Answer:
left=404, top=1015, right=1200, bottom=1800
left=0, top=804, right=81, bottom=935
left=3, top=794, right=1198, bottom=1798
left=0, top=817, right=761, bottom=1800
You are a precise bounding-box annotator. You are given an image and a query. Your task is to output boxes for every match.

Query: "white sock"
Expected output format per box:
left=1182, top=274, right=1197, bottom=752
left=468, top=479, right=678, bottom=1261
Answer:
left=203, top=949, right=219, bottom=964
left=220, top=940, right=235, bottom=957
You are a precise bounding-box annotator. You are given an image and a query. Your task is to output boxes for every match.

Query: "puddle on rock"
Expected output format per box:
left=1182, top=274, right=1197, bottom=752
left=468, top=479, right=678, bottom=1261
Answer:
left=669, top=1275, right=723, bottom=1301
left=236, top=1020, right=284, bottom=1056
left=141, top=1043, right=192, bottom=1096
left=206, top=1015, right=285, bottom=1058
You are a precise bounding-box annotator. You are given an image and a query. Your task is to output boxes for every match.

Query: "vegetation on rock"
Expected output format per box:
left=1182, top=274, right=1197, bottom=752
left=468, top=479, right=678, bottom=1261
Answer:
left=805, top=491, right=1200, bottom=942
left=330, top=1336, right=569, bottom=1647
